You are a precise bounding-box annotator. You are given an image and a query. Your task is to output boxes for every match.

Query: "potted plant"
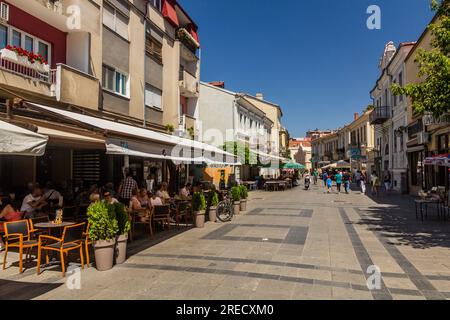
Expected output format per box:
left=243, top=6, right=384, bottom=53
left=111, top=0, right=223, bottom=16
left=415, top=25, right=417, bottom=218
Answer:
left=87, top=201, right=119, bottom=271
left=111, top=202, right=131, bottom=265
left=239, top=185, right=248, bottom=212
left=231, top=186, right=241, bottom=215
left=208, top=191, right=219, bottom=223
left=192, top=192, right=206, bottom=228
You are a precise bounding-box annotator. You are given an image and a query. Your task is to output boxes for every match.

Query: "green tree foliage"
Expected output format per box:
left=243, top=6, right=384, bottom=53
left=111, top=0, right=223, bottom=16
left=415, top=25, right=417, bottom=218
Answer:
left=111, top=202, right=131, bottom=236
left=392, top=0, right=450, bottom=117
left=231, top=186, right=241, bottom=202
left=192, top=192, right=206, bottom=211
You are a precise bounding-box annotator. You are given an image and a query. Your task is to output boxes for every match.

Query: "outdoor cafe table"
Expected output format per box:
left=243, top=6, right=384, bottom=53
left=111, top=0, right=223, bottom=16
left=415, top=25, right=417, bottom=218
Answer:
left=414, top=198, right=442, bottom=222
left=242, top=181, right=257, bottom=190
left=265, top=181, right=284, bottom=191
left=34, top=222, right=76, bottom=237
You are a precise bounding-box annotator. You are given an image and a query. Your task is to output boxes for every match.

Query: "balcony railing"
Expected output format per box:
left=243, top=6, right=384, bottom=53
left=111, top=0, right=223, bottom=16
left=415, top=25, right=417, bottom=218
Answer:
left=370, top=106, right=391, bottom=125
left=0, top=56, right=56, bottom=84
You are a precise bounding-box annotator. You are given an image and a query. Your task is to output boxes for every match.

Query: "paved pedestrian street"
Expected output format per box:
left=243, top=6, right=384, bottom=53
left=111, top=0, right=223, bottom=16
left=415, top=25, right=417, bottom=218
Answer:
left=2, top=184, right=450, bottom=300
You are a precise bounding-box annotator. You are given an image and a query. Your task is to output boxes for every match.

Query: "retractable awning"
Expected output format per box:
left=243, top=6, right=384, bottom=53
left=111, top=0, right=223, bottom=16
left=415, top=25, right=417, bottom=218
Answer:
left=27, top=103, right=237, bottom=164
left=0, top=120, right=48, bottom=156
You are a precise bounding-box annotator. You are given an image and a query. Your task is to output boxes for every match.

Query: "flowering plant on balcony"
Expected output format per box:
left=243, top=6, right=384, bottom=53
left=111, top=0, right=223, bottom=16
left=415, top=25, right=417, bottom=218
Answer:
left=176, top=28, right=200, bottom=51
left=5, top=45, right=48, bottom=65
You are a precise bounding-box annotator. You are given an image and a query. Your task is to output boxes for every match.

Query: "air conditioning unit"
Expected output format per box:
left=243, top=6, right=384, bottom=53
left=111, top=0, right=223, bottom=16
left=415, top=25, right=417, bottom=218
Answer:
left=0, top=2, right=9, bottom=22
left=417, top=132, right=430, bottom=145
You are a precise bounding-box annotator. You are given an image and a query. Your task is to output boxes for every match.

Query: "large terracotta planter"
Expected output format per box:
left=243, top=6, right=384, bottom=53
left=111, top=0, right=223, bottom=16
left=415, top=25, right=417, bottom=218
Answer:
left=93, top=239, right=116, bottom=271
left=240, top=199, right=247, bottom=212
left=115, top=234, right=128, bottom=265
left=233, top=201, right=241, bottom=215
left=208, top=207, right=217, bottom=223
left=194, top=211, right=205, bottom=228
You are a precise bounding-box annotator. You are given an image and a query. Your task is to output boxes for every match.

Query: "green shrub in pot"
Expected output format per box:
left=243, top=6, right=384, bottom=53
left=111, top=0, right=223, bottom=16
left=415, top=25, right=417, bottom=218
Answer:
left=110, top=202, right=131, bottom=264
left=239, top=185, right=248, bottom=212
left=87, top=201, right=119, bottom=271
left=192, top=192, right=206, bottom=228
left=231, top=186, right=241, bottom=215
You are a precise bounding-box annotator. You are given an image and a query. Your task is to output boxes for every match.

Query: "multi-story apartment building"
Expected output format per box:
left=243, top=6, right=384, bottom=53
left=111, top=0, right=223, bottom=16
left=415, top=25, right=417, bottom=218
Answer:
left=0, top=0, right=230, bottom=193
left=198, top=82, right=275, bottom=184
left=311, top=111, right=374, bottom=172
left=289, top=138, right=312, bottom=171
left=404, top=14, right=449, bottom=195
left=370, top=41, right=415, bottom=193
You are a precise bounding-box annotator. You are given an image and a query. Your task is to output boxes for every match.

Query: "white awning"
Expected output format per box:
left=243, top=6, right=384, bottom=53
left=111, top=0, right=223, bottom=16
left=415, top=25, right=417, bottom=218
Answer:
left=27, top=103, right=237, bottom=163
left=0, top=120, right=48, bottom=156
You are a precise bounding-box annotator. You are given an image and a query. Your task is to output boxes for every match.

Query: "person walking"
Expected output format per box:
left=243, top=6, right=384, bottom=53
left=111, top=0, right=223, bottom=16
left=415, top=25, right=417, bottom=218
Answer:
left=360, top=172, right=367, bottom=194
left=335, top=171, right=343, bottom=193
left=313, top=169, right=319, bottom=185
left=383, top=171, right=392, bottom=192
left=343, top=171, right=351, bottom=194
left=118, top=169, right=138, bottom=206
left=371, top=172, right=379, bottom=196
left=322, top=171, right=329, bottom=187
left=326, top=176, right=333, bottom=193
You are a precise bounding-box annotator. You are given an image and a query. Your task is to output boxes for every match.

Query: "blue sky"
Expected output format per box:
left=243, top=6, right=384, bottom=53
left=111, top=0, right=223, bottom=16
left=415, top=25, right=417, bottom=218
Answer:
left=180, top=0, right=435, bottom=137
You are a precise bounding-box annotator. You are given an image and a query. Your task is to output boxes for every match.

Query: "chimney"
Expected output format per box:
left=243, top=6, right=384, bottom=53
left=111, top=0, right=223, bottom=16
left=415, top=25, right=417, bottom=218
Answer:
left=209, top=81, right=225, bottom=88
left=255, top=93, right=264, bottom=100
left=354, top=113, right=359, bottom=121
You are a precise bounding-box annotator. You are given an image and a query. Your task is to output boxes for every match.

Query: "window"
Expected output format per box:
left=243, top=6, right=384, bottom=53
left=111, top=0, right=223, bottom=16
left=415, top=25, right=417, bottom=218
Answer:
left=5, top=27, right=50, bottom=64
left=102, top=64, right=129, bottom=97
left=0, top=25, right=7, bottom=48
left=145, top=84, right=162, bottom=109
left=393, top=80, right=397, bottom=107
left=145, top=35, right=162, bottom=64
left=12, top=30, right=21, bottom=47
left=25, top=36, right=33, bottom=52
left=399, top=133, right=404, bottom=152
left=38, top=41, right=49, bottom=62
left=394, top=135, right=398, bottom=153
left=103, top=2, right=129, bottom=40
left=150, top=0, right=162, bottom=12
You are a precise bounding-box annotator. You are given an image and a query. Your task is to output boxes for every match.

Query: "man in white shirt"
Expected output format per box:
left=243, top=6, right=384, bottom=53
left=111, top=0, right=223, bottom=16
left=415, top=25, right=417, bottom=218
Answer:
left=20, top=188, right=46, bottom=218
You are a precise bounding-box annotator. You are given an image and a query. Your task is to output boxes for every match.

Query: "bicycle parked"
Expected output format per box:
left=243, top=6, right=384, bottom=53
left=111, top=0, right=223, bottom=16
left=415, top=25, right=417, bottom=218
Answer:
left=216, top=190, right=234, bottom=222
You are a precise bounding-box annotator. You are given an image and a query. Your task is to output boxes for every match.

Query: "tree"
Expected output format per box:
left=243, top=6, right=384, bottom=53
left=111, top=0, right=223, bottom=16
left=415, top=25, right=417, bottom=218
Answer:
left=391, top=0, right=450, bottom=118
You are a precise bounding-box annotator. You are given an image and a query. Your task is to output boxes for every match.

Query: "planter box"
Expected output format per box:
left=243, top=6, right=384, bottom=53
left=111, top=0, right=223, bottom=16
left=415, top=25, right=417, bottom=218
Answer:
left=233, top=201, right=240, bottom=215
left=194, top=211, right=205, bottom=228
left=208, top=207, right=217, bottom=223
left=93, top=239, right=116, bottom=271
left=115, top=234, right=128, bottom=265
left=240, top=200, right=247, bottom=212
left=0, top=48, right=50, bottom=73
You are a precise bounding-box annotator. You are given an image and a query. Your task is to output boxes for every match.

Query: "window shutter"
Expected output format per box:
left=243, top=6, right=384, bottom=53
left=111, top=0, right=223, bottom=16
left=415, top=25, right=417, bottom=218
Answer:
left=115, top=12, right=129, bottom=40
left=103, top=3, right=115, bottom=30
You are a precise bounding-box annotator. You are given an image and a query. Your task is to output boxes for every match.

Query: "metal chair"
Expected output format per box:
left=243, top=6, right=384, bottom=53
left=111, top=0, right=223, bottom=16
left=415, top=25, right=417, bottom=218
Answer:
left=2, top=219, right=39, bottom=273
left=37, top=222, right=85, bottom=277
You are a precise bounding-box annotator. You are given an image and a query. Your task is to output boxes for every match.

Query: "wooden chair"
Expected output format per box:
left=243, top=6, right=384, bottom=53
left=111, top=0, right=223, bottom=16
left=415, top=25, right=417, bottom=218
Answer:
left=174, top=201, right=192, bottom=228
left=37, top=222, right=85, bottom=277
left=131, top=208, right=153, bottom=239
left=2, top=219, right=39, bottom=273
left=152, top=205, right=171, bottom=231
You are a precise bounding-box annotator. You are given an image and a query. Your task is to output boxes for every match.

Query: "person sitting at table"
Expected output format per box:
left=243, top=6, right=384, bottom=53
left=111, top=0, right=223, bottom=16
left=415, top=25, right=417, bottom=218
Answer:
left=89, top=192, right=101, bottom=204
left=138, top=188, right=150, bottom=208
left=149, top=192, right=163, bottom=207
left=20, top=187, right=47, bottom=219
left=43, top=182, right=64, bottom=209
left=130, top=188, right=143, bottom=210
left=103, top=192, right=119, bottom=205
left=156, top=182, right=170, bottom=204
left=179, top=183, right=192, bottom=201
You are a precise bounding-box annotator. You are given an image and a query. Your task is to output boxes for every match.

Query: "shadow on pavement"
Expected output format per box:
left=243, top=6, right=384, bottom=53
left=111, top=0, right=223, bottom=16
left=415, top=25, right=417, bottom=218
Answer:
left=0, top=279, right=62, bottom=300
left=353, top=185, right=450, bottom=250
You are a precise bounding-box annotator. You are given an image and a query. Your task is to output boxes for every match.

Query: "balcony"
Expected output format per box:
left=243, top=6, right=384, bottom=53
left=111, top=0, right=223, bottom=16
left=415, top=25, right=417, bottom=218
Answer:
left=176, top=28, right=199, bottom=56
left=54, top=64, right=100, bottom=110
left=0, top=52, right=57, bottom=97
left=370, top=106, right=391, bottom=125
left=179, top=70, right=199, bottom=98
